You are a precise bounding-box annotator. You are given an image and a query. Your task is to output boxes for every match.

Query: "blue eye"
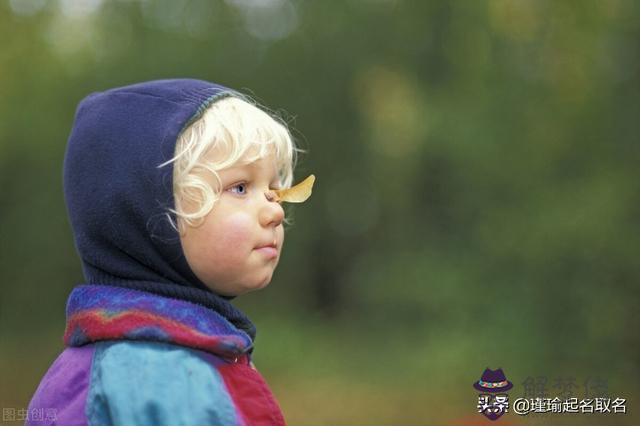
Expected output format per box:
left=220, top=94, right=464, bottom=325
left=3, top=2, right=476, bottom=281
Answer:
left=229, top=183, right=248, bottom=195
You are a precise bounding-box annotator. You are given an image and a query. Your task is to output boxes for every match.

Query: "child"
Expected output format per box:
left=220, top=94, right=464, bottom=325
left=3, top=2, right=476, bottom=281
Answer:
left=26, top=79, right=312, bottom=425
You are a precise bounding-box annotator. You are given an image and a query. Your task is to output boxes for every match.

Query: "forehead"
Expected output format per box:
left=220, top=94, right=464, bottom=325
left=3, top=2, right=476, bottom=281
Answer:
left=231, top=155, right=276, bottom=171
left=218, top=151, right=279, bottom=177
left=204, top=141, right=276, bottom=164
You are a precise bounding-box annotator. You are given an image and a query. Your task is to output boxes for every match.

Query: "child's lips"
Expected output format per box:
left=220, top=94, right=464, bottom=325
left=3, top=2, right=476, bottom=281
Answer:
left=254, top=243, right=278, bottom=259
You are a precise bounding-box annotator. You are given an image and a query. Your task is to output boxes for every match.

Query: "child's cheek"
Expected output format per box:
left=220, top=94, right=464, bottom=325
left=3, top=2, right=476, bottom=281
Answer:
left=214, top=212, right=255, bottom=254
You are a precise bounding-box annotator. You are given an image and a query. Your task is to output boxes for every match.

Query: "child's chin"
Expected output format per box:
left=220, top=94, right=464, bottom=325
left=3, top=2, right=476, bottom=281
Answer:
left=205, top=273, right=273, bottom=297
left=238, top=276, right=273, bottom=295
left=210, top=281, right=270, bottom=298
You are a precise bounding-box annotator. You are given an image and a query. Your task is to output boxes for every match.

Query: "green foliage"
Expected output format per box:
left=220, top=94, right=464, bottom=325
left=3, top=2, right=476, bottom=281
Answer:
left=1, top=1, right=638, bottom=423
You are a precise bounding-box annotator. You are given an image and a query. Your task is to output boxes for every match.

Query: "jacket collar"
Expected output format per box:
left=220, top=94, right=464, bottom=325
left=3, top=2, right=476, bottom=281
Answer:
left=64, top=284, right=253, bottom=359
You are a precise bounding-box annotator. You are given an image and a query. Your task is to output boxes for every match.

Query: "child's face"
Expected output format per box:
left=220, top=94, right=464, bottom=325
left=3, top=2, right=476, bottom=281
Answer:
left=179, top=151, right=285, bottom=297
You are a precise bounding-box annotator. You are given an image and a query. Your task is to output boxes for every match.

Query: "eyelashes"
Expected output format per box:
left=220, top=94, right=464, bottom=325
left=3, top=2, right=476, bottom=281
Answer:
left=228, top=182, right=248, bottom=195
left=226, top=181, right=280, bottom=197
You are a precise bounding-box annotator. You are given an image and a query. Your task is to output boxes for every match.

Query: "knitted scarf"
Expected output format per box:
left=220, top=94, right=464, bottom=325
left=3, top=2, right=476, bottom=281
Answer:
left=64, top=284, right=253, bottom=359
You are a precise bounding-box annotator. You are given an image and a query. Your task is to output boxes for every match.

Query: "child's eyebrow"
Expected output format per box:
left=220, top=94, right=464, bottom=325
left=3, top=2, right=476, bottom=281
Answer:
left=224, top=163, right=280, bottom=186
left=246, top=161, right=280, bottom=182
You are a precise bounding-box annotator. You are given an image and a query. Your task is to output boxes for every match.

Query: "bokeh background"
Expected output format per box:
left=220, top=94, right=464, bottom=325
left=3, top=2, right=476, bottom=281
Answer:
left=1, top=0, right=638, bottom=425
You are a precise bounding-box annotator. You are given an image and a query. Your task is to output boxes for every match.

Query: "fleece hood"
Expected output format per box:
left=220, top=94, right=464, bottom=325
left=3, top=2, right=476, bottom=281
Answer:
left=63, top=79, right=255, bottom=340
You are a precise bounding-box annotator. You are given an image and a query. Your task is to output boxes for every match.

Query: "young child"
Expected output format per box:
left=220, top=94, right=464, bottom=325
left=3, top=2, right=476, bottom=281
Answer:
left=26, top=79, right=313, bottom=425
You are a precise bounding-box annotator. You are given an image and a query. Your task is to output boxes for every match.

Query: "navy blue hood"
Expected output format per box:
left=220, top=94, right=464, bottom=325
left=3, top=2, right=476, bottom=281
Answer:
left=63, top=79, right=256, bottom=340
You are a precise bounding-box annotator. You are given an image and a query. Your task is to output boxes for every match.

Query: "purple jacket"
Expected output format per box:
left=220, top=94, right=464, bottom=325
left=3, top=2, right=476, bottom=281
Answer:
left=27, top=284, right=287, bottom=425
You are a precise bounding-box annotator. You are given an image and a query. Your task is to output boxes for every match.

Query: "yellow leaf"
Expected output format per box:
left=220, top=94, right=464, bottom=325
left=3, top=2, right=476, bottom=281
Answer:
left=270, top=174, right=316, bottom=203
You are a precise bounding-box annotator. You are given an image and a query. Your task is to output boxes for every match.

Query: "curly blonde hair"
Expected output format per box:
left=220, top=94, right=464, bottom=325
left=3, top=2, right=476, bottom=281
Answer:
left=159, top=94, right=302, bottom=235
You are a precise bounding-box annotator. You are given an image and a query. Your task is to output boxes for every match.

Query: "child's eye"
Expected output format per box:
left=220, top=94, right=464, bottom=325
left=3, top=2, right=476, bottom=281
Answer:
left=228, top=183, right=248, bottom=195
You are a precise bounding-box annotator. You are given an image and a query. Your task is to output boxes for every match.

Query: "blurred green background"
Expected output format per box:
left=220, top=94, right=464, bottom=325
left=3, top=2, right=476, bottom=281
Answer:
left=1, top=0, right=638, bottom=425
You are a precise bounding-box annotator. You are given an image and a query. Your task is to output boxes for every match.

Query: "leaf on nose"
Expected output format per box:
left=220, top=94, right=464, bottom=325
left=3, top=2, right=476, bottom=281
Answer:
left=270, top=174, right=315, bottom=203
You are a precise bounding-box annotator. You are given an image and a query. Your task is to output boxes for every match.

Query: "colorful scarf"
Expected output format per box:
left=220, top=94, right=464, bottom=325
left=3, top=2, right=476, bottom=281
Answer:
left=64, top=284, right=253, bottom=360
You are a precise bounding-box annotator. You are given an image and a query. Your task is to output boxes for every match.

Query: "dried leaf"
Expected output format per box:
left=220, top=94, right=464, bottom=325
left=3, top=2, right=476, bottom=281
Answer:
left=270, top=174, right=315, bottom=203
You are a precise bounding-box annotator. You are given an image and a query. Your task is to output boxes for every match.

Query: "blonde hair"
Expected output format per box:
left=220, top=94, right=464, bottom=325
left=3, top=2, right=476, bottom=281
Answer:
left=159, top=94, right=302, bottom=235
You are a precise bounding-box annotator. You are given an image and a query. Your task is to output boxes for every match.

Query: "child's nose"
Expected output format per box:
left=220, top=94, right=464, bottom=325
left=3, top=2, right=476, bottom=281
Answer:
left=261, top=191, right=285, bottom=227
